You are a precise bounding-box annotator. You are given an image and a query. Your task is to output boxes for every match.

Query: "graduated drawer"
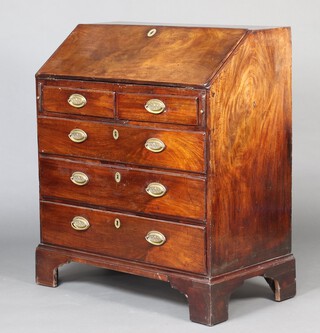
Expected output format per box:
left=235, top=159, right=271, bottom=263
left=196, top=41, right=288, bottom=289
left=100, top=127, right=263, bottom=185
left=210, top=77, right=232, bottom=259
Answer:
left=38, top=117, right=205, bottom=173
left=42, top=86, right=114, bottom=118
left=117, top=92, right=200, bottom=125
left=40, top=201, right=207, bottom=274
left=39, top=156, right=206, bottom=221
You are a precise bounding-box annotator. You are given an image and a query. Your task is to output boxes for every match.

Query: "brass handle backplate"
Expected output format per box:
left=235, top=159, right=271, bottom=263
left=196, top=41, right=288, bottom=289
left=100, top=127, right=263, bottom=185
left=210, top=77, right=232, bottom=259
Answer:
left=145, top=182, right=166, bottom=198
left=145, top=231, right=166, bottom=246
left=71, top=216, right=90, bottom=231
left=145, top=138, right=166, bottom=153
left=145, top=99, right=166, bottom=114
left=70, top=171, right=89, bottom=186
left=68, top=129, right=87, bottom=143
left=68, top=93, right=87, bottom=108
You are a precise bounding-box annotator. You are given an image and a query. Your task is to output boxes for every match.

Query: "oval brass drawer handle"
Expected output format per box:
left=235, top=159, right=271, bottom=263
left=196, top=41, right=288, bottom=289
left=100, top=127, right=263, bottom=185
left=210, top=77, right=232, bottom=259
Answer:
left=145, top=99, right=166, bottom=114
left=71, top=216, right=90, bottom=231
left=68, top=93, right=87, bottom=108
left=70, top=171, right=89, bottom=186
left=145, top=138, right=166, bottom=153
left=68, top=129, right=88, bottom=143
left=145, top=231, right=166, bottom=246
left=145, top=182, right=166, bottom=198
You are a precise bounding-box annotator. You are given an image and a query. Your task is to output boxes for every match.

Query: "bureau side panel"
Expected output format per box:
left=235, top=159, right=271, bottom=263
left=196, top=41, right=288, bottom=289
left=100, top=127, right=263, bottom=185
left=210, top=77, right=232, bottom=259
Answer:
left=208, top=28, right=292, bottom=275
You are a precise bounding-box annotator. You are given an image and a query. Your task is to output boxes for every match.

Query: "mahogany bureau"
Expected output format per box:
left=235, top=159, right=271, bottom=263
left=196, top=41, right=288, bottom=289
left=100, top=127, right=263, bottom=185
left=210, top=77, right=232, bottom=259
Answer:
left=35, top=24, right=296, bottom=326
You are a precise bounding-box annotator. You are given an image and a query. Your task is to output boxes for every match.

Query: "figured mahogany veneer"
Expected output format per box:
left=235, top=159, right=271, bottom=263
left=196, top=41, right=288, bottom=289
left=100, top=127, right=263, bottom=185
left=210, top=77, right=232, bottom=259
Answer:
left=40, top=201, right=207, bottom=274
left=117, top=92, right=200, bottom=125
left=36, top=24, right=296, bottom=326
left=42, top=86, right=115, bottom=118
left=36, top=24, right=247, bottom=86
left=39, top=156, right=205, bottom=221
left=38, top=117, right=206, bottom=173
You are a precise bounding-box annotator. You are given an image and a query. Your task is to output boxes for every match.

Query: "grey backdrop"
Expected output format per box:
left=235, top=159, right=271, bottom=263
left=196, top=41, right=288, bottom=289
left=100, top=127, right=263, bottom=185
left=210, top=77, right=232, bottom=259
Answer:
left=1, top=1, right=319, bottom=332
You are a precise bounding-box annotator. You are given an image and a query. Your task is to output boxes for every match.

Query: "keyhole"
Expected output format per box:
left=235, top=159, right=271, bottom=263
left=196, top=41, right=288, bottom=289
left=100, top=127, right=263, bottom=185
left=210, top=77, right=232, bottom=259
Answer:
left=147, top=28, right=157, bottom=37
left=115, top=172, right=121, bottom=183
left=114, top=218, right=121, bottom=229
left=113, top=129, right=119, bottom=140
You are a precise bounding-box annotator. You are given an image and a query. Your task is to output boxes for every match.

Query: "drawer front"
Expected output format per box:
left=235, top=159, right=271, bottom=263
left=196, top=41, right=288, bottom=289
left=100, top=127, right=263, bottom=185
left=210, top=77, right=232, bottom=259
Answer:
left=40, top=157, right=206, bottom=221
left=118, top=93, right=199, bottom=125
left=40, top=201, right=207, bottom=274
left=38, top=117, right=205, bottom=173
left=42, top=86, right=114, bottom=118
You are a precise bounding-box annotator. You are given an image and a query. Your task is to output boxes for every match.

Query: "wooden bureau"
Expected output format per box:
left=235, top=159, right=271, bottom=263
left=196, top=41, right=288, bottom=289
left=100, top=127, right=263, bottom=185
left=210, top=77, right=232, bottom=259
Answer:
left=35, top=24, right=296, bottom=326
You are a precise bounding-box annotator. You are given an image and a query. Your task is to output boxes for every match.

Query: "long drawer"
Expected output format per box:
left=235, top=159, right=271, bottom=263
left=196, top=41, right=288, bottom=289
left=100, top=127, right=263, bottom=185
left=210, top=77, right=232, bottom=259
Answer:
left=40, top=201, right=207, bottom=274
left=39, top=156, right=206, bottom=221
left=38, top=117, right=205, bottom=173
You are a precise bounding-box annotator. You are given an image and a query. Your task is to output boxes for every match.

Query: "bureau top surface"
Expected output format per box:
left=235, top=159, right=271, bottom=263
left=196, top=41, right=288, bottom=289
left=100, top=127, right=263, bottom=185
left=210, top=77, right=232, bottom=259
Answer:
left=36, top=24, right=247, bottom=87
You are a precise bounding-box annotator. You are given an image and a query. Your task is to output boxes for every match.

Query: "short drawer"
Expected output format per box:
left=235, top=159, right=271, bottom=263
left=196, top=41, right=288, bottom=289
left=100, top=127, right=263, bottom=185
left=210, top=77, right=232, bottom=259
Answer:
left=117, top=92, right=200, bottom=125
left=40, top=201, right=207, bottom=274
left=40, top=156, right=205, bottom=221
left=38, top=117, right=205, bottom=173
left=42, top=86, right=114, bottom=118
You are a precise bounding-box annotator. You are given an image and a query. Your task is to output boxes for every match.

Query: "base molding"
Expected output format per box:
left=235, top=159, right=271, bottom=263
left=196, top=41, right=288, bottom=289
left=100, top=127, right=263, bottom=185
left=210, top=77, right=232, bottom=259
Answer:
left=36, top=244, right=296, bottom=325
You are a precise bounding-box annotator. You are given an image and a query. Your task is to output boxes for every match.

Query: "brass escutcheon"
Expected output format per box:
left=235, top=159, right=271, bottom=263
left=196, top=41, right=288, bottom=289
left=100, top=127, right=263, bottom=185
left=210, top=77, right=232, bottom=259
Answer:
left=145, top=138, right=166, bottom=153
left=114, top=218, right=121, bottom=229
left=71, top=216, right=90, bottom=231
left=68, top=128, right=87, bottom=143
left=70, top=171, right=89, bottom=186
left=147, top=28, right=157, bottom=37
left=68, top=93, right=87, bottom=108
left=113, top=129, right=119, bottom=140
left=115, top=172, right=121, bottom=183
left=145, top=231, right=166, bottom=246
left=145, top=99, right=166, bottom=114
left=145, top=182, right=166, bottom=198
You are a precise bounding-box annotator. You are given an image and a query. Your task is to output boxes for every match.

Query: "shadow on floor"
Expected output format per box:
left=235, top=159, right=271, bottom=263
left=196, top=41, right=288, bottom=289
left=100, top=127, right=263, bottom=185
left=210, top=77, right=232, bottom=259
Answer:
left=58, top=263, right=277, bottom=321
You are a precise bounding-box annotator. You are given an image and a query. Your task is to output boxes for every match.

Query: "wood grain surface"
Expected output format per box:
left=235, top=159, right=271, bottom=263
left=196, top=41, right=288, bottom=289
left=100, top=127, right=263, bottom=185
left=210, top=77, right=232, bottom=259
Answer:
left=42, top=86, right=114, bottom=118
left=117, top=92, right=199, bottom=125
left=36, top=24, right=247, bottom=87
left=39, top=156, right=206, bottom=221
left=207, top=28, right=292, bottom=275
left=40, top=201, right=207, bottom=274
left=38, top=116, right=206, bottom=173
